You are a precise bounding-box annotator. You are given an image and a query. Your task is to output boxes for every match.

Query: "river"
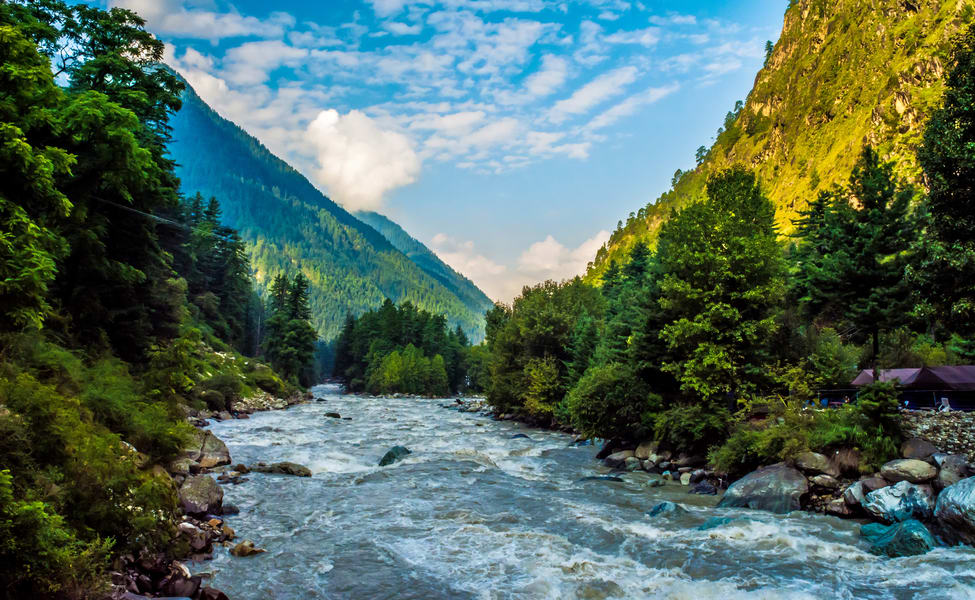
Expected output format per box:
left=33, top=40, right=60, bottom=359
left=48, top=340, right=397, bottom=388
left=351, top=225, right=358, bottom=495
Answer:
left=195, top=384, right=975, bottom=599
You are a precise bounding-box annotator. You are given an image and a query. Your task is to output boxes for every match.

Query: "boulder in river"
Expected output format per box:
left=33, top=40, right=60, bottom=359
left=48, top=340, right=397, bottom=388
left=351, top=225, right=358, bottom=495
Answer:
left=826, top=498, right=853, bottom=517
left=934, top=476, right=975, bottom=545
left=324, top=412, right=342, bottom=419
left=843, top=481, right=865, bottom=507
left=689, top=481, right=717, bottom=495
left=862, top=480, right=935, bottom=523
left=179, top=474, right=224, bottom=516
left=646, top=501, right=686, bottom=518
left=510, top=433, right=531, bottom=440
left=603, top=450, right=634, bottom=469
left=879, top=459, right=937, bottom=484
left=717, top=463, right=808, bottom=514
left=229, top=540, right=266, bottom=557
left=860, top=520, right=936, bottom=558
left=624, top=456, right=642, bottom=471
left=900, top=438, right=939, bottom=461
left=254, top=461, right=312, bottom=477
left=378, top=445, right=412, bottom=466
left=595, top=438, right=623, bottom=460
left=809, top=474, right=841, bottom=489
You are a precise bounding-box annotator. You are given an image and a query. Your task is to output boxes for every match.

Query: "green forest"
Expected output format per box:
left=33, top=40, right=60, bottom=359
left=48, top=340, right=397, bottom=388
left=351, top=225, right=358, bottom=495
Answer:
left=333, top=300, right=489, bottom=397
left=167, top=84, right=491, bottom=342
left=479, top=24, right=975, bottom=478
left=0, top=2, right=315, bottom=596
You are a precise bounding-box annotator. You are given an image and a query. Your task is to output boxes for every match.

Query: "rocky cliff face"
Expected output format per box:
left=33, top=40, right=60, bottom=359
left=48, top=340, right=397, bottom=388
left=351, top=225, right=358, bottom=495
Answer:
left=588, top=0, right=974, bottom=281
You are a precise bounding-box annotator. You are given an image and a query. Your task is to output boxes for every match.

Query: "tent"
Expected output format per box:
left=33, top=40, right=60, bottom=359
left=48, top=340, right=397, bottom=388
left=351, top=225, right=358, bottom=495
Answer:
left=851, top=366, right=975, bottom=390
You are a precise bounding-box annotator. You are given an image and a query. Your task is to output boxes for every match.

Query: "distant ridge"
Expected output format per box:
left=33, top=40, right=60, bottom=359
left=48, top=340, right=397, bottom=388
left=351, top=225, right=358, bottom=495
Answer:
left=167, top=80, right=489, bottom=340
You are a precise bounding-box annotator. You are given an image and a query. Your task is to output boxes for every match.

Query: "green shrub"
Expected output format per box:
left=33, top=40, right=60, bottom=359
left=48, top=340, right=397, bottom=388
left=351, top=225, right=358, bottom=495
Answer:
left=654, top=402, right=731, bottom=455
left=197, top=373, right=243, bottom=412
left=248, top=364, right=287, bottom=396
left=0, top=470, right=112, bottom=599
left=566, top=363, right=657, bottom=440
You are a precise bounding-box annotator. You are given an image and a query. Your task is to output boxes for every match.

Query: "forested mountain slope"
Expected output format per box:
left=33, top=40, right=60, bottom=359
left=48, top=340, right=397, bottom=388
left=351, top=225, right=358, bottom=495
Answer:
left=356, top=210, right=494, bottom=317
left=167, top=82, right=488, bottom=340
left=588, top=0, right=974, bottom=281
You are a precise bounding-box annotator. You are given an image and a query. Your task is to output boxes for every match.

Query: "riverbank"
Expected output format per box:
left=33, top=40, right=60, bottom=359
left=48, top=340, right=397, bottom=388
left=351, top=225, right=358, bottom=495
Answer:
left=110, top=390, right=308, bottom=600
left=451, top=397, right=975, bottom=559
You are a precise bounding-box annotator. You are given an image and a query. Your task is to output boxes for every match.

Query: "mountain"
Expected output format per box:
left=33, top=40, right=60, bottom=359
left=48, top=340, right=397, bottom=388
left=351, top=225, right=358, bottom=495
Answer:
left=355, top=211, right=494, bottom=317
left=166, top=82, right=489, bottom=341
left=587, top=0, right=973, bottom=282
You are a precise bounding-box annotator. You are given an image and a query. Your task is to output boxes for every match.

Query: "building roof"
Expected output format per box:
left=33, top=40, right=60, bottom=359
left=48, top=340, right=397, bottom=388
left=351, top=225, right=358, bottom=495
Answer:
left=851, top=366, right=975, bottom=391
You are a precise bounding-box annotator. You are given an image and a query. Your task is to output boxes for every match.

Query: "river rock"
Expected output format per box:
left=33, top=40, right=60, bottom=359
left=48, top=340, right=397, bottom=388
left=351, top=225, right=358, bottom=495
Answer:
left=604, top=450, right=635, bottom=469
left=624, top=456, right=642, bottom=471
left=689, top=481, right=717, bottom=495
left=378, top=445, right=412, bottom=466
left=880, top=459, right=937, bottom=484
left=901, top=438, right=939, bottom=461
left=936, top=455, right=973, bottom=490
left=254, top=461, right=312, bottom=477
left=861, top=520, right=936, bottom=558
left=934, top=476, right=975, bottom=545
left=634, top=440, right=659, bottom=460
left=673, top=454, right=706, bottom=468
left=826, top=498, right=854, bottom=517
left=646, top=476, right=664, bottom=488
left=689, top=469, right=707, bottom=484
left=680, top=472, right=692, bottom=486
left=178, top=522, right=210, bottom=551
left=646, top=501, right=686, bottom=518
left=510, top=433, right=531, bottom=440
left=717, top=463, right=809, bottom=514
left=843, top=481, right=865, bottom=507
left=229, top=540, right=266, bottom=557
left=862, top=480, right=935, bottom=523
left=577, top=475, right=623, bottom=483
left=200, top=588, right=231, bottom=600
left=183, top=429, right=231, bottom=469
left=657, top=461, right=672, bottom=471
left=324, top=412, right=342, bottom=419
left=661, top=471, right=673, bottom=481
left=595, top=439, right=623, bottom=460
left=795, top=452, right=838, bottom=477
left=179, top=475, right=223, bottom=516
left=810, top=474, right=841, bottom=489
left=861, top=476, right=889, bottom=493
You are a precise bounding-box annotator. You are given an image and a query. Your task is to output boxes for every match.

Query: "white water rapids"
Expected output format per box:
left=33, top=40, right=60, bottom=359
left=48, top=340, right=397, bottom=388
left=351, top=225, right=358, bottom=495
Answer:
left=193, top=384, right=975, bottom=599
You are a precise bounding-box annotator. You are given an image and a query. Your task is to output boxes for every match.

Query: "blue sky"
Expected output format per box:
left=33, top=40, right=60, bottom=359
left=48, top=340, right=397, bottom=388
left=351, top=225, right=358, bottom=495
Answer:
left=99, top=0, right=785, bottom=301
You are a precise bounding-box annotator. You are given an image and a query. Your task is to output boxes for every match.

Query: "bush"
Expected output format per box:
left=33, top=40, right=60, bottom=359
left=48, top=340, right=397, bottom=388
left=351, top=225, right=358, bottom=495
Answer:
left=566, top=363, right=657, bottom=440
left=248, top=364, right=287, bottom=396
left=653, top=402, right=730, bottom=455
left=196, top=373, right=243, bottom=412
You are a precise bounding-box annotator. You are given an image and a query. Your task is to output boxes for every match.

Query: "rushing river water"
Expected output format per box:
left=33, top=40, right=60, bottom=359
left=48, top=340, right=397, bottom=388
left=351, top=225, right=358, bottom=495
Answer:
left=196, top=384, right=975, bottom=599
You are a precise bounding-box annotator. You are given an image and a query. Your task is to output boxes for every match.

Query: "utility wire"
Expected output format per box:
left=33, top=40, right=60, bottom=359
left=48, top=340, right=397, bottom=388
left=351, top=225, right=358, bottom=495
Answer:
left=91, top=196, right=237, bottom=241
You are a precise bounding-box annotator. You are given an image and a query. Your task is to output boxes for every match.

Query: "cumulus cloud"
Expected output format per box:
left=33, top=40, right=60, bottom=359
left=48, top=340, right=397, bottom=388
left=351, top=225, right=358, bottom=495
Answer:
left=305, top=110, right=421, bottom=212
left=548, top=66, right=638, bottom=123
left=109, top=0, right=293, bottom=42
left=517, top=230, right=611, bottom=281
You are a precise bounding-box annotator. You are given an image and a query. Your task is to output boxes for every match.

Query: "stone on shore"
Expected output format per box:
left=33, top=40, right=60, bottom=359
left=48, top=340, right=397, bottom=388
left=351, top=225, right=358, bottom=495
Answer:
left=378, top=445, right=412, bottom=466
left=253, top=461, right=312, bottom=477
left=624, top=456, right=642, bottom=471
left=680, top=472, right=692, bottom=486
left=901, top=438, right=939, bottom=461
left=179, top=474, right=224, bottom=516
left=795, top=452, right=839, bottom=477
left=934, top=476, right=975, bottom=545
left=183, top=428, right=231, bottom=469
left=861, top=520, right=936, bottom=558
left=634, top=440, right=659, bottom=460
left=717, top=463, right=808, bottom=514
left=879, top=459, right=937, bottom=484
left=689, top=481, right=717, bottom=495
left=936, top=455, right=973, bottom=490
left=862, top=480, right=935, bottom=523
left=843, top=481, right=865, bottom=507
left=603, top=450, right=635, bottom=469
left=810, top=474, right=841, bottom=489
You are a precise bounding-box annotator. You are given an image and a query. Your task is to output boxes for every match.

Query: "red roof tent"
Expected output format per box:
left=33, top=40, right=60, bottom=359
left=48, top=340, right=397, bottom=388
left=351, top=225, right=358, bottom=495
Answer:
left=851, top=366, right=975, bottom=391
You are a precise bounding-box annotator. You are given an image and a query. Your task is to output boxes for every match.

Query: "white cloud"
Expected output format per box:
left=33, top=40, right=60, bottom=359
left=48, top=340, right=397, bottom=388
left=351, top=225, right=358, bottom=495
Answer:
left=584, top=82, right=679, bottom=131
left=548, top=65, right=638, bottom=123
left=605, top=27, right=661, bottom=48
left=109, top=0, right=293, bottom=42
left=517, top=230, right=611, bottom=280
left=305, top=109, right=421, bottom=211
left=383, top=21, right=423, bottom=35
left=222, top=41, right=309, bottom=86
left=429, top=234, right=514, bottom=300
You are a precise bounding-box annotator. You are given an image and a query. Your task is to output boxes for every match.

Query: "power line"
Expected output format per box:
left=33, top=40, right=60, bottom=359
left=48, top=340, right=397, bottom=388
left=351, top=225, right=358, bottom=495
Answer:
left=91, top=196, right=237, bottom=241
